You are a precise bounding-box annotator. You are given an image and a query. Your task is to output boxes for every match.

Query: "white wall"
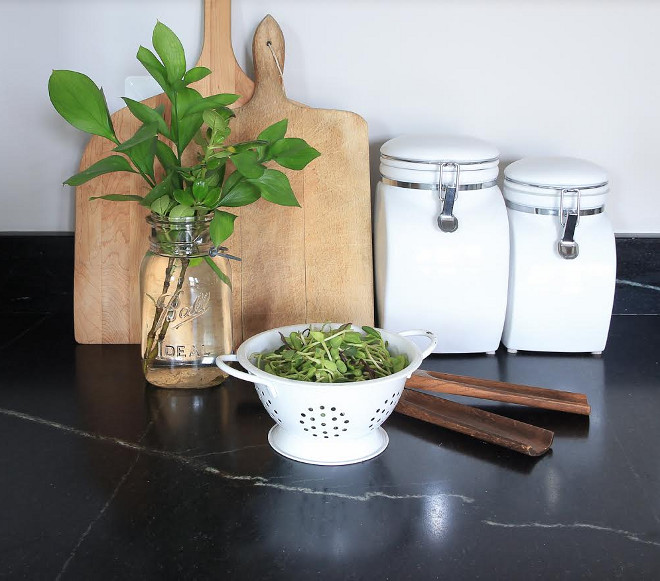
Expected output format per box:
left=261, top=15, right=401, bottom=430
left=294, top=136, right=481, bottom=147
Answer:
left=2, top=0, right=659, bottom=233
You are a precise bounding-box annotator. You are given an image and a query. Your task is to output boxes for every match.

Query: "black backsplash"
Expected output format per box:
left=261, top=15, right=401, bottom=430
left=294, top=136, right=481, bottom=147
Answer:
left=0, top=234, right=74, bottom=315
left=0, top=234, right=657, bottom=316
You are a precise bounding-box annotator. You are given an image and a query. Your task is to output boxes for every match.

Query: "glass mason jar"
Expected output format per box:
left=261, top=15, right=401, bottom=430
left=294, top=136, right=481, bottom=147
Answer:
left=140, top=213, right=232, bottom=388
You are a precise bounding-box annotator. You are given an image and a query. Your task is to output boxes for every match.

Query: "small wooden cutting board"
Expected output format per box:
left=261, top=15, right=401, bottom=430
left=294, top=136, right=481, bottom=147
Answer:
left=226, top=15, right=374, bottom=340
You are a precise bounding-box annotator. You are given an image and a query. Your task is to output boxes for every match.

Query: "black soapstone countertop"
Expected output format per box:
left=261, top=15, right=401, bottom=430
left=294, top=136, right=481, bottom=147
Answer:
left=1, top=312, right=659, bottom=579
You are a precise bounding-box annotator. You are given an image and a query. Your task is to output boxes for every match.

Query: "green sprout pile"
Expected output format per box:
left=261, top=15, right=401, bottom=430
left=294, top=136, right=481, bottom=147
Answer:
left=252, top=324, right=409, bottom=383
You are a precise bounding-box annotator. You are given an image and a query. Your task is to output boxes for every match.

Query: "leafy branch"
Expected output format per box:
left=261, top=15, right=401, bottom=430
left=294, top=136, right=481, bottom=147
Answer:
left=48, top=21, right=320, bottom=269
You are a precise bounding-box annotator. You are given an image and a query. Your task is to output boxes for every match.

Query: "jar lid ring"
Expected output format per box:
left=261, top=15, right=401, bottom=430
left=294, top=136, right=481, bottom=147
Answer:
left=504, top=176, right=608, bottom=190
left=381, top=153, right=499, bottom=166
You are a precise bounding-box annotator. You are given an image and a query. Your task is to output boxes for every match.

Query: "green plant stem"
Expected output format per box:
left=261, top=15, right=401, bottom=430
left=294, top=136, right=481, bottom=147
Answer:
left=144, top=257, right=190, bottom=370
left=142, top=256, right=176, bottom=372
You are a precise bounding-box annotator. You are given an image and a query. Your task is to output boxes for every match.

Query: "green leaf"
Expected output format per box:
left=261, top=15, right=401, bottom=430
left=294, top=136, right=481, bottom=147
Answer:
left=113, top=122, right=159, bottom=153
left=221, top=169, right=242, bottom=194
left=136, top=46, right=170, bottom=95
left=205, top=164, right=225, bottom=187
left=89, top=194, right=144, bottom=202
left=189, top=257, right=204, bottom=268
left=202, top=110, right=231, bottom=144
left=121, top=134, right=157, bottom=180
left=183, top=94, right=240, bottom=117
left=202, top=186, right=222, bottom=208
left=64, top=155, right=136, bottom=186
left=203, top=256, right=231, bottom=288
left=183, top=66, right=211, bottom=85
left=231, top=150, right=265, bottom=179
left=173, top=188, right=195, bottom=206
left=152, top=21, right=186, bottom=84
left=150, top=194, right=171, bottom=215
left=176, top=88, right=204, bottom=152
left=192, top=180, right=209, bottom=202
left=169, top=204, right=195, bottom=218
left=362, top=326, right=381, bottom=338
left=122, top=98, right=169, bottom=137
left=220, top=178, right=260, bottom=207
left=48, top=70, right=117, bottom=142
left=258, top=119, right=288, bottom=143
left=155, top=140, right=178, bottom=172
left=210, top=209, right=237, bottom=246
left=141, top=174, right=173, bottom=206
left=269, top=138, right=321, bottom=170
left=248, top=169, right=300, bottom=207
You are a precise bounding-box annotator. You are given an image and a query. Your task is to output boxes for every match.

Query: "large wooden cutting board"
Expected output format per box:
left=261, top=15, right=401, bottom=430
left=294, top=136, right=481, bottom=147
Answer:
left=74, top=0, right=253, bottom=344
left=228, top=16, right=373, bottom=339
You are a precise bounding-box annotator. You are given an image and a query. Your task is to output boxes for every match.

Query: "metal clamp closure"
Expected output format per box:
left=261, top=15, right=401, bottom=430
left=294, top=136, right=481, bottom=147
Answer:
left=438, top=162, right=460, bottom=233
left=558, top=188, right=581, bottom=259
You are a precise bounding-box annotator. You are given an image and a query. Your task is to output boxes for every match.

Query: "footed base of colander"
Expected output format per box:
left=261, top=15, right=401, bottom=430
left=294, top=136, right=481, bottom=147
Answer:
left=268, top=425, right=389, bottom=466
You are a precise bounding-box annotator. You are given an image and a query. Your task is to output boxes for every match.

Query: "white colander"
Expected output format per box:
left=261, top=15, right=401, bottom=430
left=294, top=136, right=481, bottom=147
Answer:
left=216, top=324, right=436, bottom=465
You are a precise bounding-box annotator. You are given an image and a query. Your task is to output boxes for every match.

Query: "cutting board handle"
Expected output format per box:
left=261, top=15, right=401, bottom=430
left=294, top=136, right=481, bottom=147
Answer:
left=250, top=15, right=287, bottom=105
left=196, top=0, right=250, bottom=85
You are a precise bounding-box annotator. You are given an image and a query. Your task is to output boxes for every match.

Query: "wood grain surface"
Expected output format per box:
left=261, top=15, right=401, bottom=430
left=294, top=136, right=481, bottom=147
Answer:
left=74, top=6, right=374, bottom=345
left=395, top=389, right=555, bottom=457
left=407, top=370, right=591, bottom=415
left=74, top=0, right=253, bottom=344
left=227, top=15, right=373, bottom=340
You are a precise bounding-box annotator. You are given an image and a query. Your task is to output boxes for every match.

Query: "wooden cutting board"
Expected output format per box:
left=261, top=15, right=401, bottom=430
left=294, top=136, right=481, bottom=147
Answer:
left=74, top=0, right=252, bottom=344
left=74, top=6, right=373, bottom=345
left=226, top=15, right=374, bottom=340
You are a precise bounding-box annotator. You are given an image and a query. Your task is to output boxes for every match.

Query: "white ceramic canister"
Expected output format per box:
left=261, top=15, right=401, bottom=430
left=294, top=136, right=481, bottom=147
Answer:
left=374, top=135, right=509, bottom=354
left=502, top=157, right=616, bottom=354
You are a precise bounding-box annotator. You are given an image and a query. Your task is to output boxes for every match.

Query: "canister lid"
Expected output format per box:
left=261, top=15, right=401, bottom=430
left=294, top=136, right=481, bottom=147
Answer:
left=504, top=157, right=608, bottom=189
left=380, top=135, right=499, bottom=166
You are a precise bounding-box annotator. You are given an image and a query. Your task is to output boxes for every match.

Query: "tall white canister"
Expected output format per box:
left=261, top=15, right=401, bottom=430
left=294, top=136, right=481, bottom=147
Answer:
left=502, top=157, right=616, bottom=354
left=374, top=135, right=509, bottom=354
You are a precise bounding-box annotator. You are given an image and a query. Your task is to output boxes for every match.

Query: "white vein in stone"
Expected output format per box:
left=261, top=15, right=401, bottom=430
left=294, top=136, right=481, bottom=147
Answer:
left=483, top=520, right=660, bottom=548
left=0, top=407, right=473, bottom=505
left=616, top=279, right=660, bottom=292
left=56, top=421, right=153, bottom=580
left=254, top=482, right=474, bottom=503
left=190, top=444, right=268, bottom=459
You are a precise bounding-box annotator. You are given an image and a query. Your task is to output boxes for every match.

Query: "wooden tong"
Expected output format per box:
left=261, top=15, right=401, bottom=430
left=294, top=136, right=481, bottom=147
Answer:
left=395, top=370, right=590, bottom=457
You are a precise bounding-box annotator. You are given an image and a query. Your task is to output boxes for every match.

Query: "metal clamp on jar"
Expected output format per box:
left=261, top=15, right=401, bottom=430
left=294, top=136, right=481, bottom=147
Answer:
left=375, top=135, right=509, bottom=354
left=502, top=157, right=616, bottom=355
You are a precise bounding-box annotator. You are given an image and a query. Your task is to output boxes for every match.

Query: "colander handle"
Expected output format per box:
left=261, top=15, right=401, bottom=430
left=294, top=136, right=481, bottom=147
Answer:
left=398, top=330, right=437, bottom=359
left=216, top=354, right=278, bottom=396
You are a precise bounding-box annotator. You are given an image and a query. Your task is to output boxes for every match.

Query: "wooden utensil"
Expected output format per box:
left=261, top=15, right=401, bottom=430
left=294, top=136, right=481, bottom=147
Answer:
left=407, top=370, right=591, bottom=415
left=226, top=15, right=374, bottom=341
left=396, top=389, right=554, bottom=457
left=74, top=0, right=253, bottom=344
